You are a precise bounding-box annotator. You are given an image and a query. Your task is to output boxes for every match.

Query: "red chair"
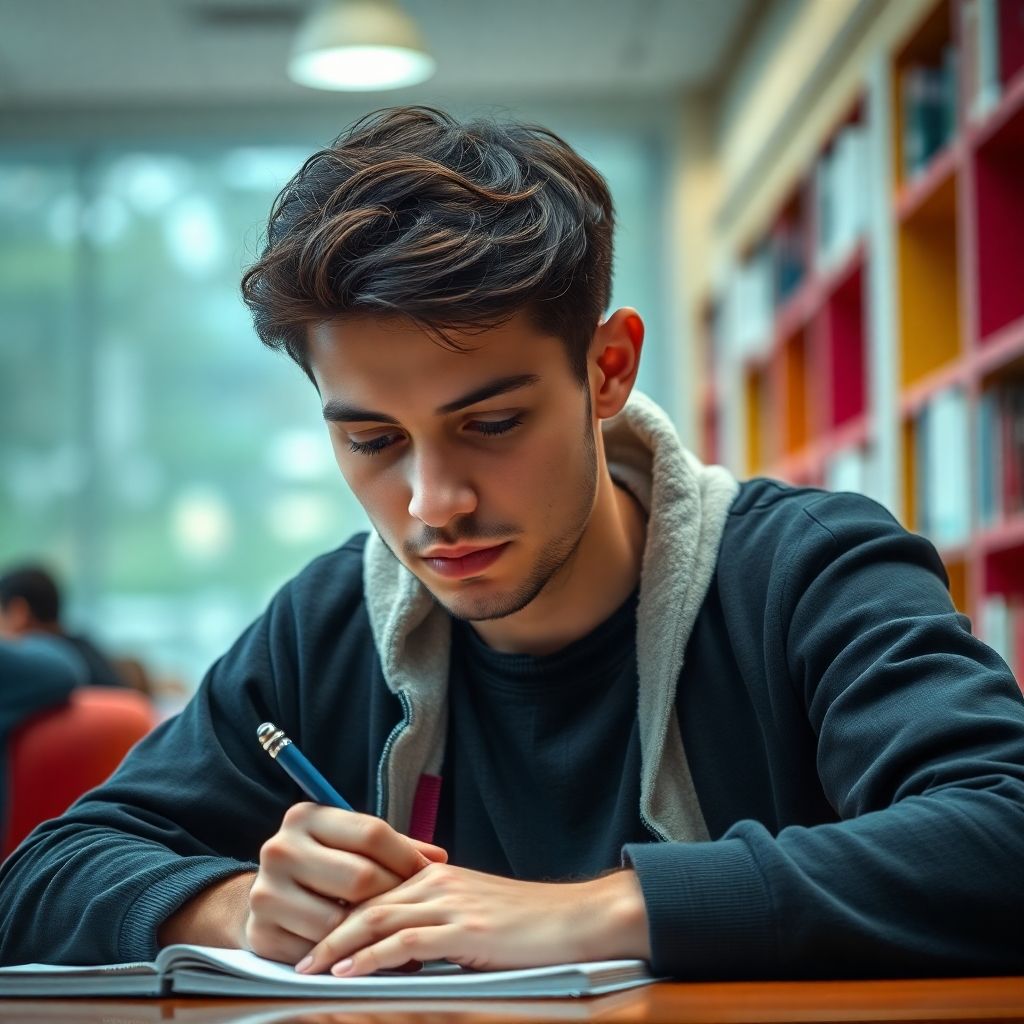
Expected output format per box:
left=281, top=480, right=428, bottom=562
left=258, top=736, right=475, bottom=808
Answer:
left=2, top=687, right=157, bottom=858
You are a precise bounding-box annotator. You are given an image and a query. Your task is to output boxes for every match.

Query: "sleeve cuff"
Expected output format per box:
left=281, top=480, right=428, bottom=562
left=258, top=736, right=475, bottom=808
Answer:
left=119, top=857, right=257, bottom=961
left=623, top=838, right=778, bottom=978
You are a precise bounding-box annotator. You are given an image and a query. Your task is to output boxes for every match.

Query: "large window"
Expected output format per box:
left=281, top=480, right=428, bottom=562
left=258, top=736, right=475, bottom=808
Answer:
left=1, top=130, right=668, bottom=696
left=0, top=162, right=80, bottom=571
left=1, top=146, right=368, bottom=693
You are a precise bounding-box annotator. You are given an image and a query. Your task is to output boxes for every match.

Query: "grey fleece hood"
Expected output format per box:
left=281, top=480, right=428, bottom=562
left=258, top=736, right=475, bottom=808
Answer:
left=362, top=391, right=739, bottom=844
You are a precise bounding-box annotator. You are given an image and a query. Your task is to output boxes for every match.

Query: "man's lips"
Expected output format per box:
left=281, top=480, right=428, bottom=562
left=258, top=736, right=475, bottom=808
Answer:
left=420, top=543, right=498, bottom=559
left=420, top=542, right=510, bottom=579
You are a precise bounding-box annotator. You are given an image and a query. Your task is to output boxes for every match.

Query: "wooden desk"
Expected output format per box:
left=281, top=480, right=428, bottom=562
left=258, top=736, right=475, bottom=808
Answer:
left=1, top=976, right=1022, bottom=1024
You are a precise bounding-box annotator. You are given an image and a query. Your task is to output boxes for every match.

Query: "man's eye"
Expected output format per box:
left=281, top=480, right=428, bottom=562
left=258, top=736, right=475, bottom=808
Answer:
left=471, top=415, right=523, bottom=437
left=348, top=433, right=398, bottom=456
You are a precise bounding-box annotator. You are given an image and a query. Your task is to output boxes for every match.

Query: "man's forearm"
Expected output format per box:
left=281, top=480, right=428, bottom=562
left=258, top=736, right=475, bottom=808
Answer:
left=157, top=871, right=256, bottom=949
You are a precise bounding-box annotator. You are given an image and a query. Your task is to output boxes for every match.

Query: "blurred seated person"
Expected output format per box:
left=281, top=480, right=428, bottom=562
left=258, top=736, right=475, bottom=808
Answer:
left=0, top=634, right=85, bottom=826
left=0, top=565, right=128, bottom=690
left=0, top=634, right=85, bottom=738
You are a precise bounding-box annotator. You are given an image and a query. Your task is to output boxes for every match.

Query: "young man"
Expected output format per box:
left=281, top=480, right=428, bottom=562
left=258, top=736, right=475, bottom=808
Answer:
left=1, top=106, right=1022, bottom=979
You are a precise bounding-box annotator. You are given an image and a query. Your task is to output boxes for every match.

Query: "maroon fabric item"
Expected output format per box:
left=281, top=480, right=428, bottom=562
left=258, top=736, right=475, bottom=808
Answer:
left=408, top=773, right=442, bottom=844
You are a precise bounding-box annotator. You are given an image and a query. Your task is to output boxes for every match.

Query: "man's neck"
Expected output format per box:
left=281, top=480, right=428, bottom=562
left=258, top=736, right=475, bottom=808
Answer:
left=469, top=471, right=646, bottom=656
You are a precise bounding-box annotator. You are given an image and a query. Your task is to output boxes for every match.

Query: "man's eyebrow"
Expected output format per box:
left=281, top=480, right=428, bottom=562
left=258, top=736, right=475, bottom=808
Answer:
left=435, top=373, right=541, bottom=415
left=321, top=373, right=542, bottom=423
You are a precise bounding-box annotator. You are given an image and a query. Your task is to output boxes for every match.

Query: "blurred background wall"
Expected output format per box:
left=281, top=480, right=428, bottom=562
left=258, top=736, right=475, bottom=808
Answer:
left=3, top=0, right=1022, bottom=702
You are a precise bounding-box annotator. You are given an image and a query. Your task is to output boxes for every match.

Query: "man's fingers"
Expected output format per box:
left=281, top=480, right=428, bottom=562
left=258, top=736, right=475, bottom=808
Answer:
left=412, top=839, right=448, bottom=863
left=293, top=805, right=433, bottom=879
left=295, top=849, right=404, bottom=904
left=297, top=902, right=441, bottom=975
left=256, top=803, right=442, bottom=946
left=262, top=818, right=406, bottom=903
left=248, top=875, right=347, bottom=944
left=330, top=925, right=462, bottom=978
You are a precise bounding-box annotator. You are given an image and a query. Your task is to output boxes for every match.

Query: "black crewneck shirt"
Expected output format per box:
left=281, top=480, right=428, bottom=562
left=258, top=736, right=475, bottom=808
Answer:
left=434, top=588, right=653, bottom=880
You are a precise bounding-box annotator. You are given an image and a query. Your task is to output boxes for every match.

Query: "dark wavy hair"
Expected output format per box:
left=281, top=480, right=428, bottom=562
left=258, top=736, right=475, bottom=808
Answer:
left=241, top=106, right=614, bottom=384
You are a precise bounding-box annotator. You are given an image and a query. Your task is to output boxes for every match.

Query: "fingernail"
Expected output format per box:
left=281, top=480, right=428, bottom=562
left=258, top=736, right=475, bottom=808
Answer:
left=295, top=955, right=314, bottom=973
left=331, top=958, right=354, bottom=976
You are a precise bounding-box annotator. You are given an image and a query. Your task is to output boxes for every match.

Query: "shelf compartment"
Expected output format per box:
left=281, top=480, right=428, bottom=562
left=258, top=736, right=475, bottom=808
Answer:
left=973, top=93, right=1024, bottom=341
left=823, top=260, right=867, bottom=430
left=780, top=328, right=812, bottom=457
left=744, top=363, right=773, bottom=477
left=813, top=103, right=868, bottom=276
left=896, top=169, right=963, bottom=389
left=769, top=184, right=812, bottom=311
left=893, top=0, right=958, bottom=189
left=976, top=375, right=1024, bottom=528
left=901, top=386, right=971, bottom=548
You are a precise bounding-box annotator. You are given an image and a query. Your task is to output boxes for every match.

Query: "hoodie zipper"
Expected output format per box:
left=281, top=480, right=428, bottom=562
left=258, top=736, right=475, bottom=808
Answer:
left=376, top=690, right=413, bottom=818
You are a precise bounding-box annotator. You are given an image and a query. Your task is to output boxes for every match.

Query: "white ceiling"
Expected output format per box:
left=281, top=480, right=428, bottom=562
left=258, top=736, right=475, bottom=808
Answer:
left=0, top=0, right=758, bottom=110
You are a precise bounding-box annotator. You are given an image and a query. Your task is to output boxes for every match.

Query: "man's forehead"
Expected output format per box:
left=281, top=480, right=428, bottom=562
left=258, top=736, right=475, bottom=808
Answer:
left=308, top=313, right=567, bottom=411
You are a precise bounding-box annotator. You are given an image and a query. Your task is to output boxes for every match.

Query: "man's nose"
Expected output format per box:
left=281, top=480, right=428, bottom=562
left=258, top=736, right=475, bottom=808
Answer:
left=406, top=450, right=477, bottom=527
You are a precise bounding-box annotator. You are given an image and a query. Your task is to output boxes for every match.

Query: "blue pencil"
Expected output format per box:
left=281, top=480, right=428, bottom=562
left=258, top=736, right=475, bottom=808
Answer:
left=256, top=721, right=354, bottom=811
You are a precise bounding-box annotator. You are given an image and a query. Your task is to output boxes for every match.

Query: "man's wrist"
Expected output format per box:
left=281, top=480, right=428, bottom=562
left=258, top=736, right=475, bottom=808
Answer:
left=157, top=871, right=256, bottom=950
left=575, top=869, right=651, bottom=962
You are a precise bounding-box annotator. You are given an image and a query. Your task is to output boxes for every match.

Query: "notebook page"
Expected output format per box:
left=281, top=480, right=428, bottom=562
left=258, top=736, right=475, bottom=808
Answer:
left=160, top=945, right=654, bottom=998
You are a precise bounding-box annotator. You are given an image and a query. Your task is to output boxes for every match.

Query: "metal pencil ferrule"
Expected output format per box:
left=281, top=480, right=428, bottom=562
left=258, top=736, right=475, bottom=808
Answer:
left=256, top=722, right=292, bottom=760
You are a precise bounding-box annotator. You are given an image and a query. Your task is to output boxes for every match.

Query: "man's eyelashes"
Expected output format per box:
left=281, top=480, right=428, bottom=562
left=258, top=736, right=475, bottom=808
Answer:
left=471, top=415, right=523, bottom=437
left=347, top=415, right=524, bottom=456
left=348, top=434, right=398, bottom=456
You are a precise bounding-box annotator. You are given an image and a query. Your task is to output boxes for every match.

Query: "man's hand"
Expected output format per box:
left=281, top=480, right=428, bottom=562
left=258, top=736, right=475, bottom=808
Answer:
left=157, top=803, right=447, bottom=963
left=295, top=864, right=651, bottom=976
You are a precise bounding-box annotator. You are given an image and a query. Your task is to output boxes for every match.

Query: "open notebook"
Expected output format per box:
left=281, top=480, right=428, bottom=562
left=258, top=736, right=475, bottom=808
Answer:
left=0, top=945, right=655, bottom=999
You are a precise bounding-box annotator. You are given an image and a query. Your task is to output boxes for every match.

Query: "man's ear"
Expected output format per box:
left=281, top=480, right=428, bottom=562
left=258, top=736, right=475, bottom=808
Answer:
left=590, top=307, right=644, bottom=419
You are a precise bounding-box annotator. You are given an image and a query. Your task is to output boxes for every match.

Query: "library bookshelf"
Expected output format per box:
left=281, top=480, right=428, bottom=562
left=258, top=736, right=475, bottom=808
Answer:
left=699, top=0, right=1024, bottom=682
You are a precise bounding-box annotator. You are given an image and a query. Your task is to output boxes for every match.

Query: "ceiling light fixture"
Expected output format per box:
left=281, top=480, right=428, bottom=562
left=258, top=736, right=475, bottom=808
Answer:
left=288, top=0, right=435, bottom=92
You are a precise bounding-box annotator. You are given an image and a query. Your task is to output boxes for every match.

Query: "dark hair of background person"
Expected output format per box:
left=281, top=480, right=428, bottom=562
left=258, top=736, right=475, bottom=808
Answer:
left=0, top=566, right=60, bottom=624
left=241, top=105, right=615, bottom=385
